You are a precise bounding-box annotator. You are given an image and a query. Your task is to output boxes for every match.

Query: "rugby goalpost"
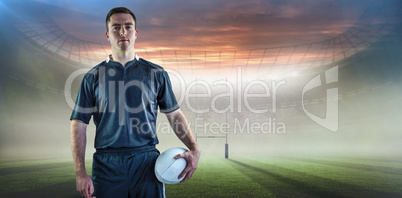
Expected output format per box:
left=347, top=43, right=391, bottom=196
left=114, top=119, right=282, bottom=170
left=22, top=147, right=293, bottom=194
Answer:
left=194, top=78, right=229, bottom=159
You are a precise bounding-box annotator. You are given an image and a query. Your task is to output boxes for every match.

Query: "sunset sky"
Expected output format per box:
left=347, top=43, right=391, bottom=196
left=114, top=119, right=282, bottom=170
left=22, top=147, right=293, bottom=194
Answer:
left=37, top=0, right=368, bottom=50
left=0, top=0, right=399, bottom=78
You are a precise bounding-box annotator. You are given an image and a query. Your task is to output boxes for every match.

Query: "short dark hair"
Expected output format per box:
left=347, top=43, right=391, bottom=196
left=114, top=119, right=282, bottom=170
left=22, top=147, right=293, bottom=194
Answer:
left=106, top=7, right=136, bottom=31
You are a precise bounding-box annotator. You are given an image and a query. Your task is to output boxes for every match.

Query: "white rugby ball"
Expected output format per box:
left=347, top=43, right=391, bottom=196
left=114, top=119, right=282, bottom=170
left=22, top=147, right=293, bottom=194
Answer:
left=155, top=147, right=188, bottom=184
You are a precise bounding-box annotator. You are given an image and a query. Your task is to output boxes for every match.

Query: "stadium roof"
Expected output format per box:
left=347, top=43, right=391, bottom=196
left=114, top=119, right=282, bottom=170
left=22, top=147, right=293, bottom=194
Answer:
left=0, top=0, right=399, bottom=79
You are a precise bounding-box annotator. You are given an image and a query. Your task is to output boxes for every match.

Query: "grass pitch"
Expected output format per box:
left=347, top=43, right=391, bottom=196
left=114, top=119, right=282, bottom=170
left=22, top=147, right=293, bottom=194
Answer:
left=0, top=156, right=401, bottom=197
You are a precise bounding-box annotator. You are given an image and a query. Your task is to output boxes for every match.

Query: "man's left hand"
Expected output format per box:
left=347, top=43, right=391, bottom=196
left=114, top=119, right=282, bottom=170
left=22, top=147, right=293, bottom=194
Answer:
left=174, top=149, right=201, bottom=183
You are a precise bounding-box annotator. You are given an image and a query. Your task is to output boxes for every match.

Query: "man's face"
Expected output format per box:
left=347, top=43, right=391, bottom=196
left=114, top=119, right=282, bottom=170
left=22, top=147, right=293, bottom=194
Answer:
left=106, top=13, right=138, bottom=52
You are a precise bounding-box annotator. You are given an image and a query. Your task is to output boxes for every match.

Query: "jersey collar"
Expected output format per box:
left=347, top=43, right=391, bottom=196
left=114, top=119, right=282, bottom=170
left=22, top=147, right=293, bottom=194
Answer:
left=106, top=54, right=139, bottom=63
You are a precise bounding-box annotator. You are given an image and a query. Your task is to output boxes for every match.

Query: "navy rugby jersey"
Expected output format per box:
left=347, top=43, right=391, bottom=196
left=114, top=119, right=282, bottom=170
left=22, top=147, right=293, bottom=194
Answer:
left=70, top=56, right=179, bottom=149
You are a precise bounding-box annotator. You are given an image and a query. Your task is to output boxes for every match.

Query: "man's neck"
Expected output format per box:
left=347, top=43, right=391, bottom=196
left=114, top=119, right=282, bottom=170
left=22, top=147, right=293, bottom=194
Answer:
left=112, top=49, right=135, bottom=67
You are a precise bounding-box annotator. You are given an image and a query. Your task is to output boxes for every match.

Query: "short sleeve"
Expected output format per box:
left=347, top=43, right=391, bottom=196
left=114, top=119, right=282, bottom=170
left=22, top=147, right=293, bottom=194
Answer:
left=70, top=73, right=95, bottom=124
left=157, top=70, right=180, bottom=113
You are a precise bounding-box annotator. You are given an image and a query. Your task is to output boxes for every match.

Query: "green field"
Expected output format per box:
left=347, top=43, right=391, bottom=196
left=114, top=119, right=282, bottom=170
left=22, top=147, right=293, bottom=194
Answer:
left=0, top=156, right=401, bottom=197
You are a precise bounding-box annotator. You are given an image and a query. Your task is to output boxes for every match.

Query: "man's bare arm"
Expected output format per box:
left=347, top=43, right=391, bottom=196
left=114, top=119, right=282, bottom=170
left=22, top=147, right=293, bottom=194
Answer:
left=71, top=119, right=95, bottom=198
left=71, top=119, right=87, bottom=176
left=165, top=109, right=200, bottom=183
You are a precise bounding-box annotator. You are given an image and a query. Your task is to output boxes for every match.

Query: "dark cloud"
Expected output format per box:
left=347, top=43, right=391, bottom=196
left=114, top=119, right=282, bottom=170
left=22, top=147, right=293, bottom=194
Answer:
left=131, top=0, right=368, bottom=50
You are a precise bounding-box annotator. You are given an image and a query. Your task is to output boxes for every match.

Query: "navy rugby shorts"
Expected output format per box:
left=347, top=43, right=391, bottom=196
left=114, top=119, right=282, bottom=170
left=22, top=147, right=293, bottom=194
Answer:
left=91, top=146, right=165, bottom=198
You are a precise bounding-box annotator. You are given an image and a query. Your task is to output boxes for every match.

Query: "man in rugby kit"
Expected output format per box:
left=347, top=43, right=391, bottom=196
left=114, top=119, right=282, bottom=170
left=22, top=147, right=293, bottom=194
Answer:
left=70, top=7, right=200, bottom=198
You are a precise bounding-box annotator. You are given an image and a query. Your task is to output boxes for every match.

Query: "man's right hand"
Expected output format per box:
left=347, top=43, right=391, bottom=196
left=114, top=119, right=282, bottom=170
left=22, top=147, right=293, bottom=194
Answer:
left=76, top=173, right=96, bottom=198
